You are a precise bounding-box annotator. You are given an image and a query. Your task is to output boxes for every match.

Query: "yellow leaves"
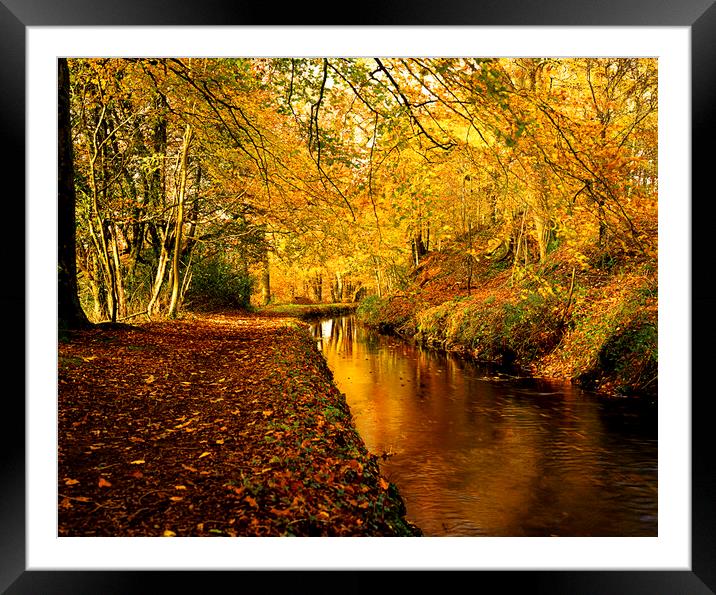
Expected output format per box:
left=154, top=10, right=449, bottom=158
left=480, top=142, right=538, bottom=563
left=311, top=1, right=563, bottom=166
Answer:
left=129, top=459, right=146, bottom=465
left=198, top=452, right=211, bottom=459
left=175, top=485, right=187, bottom=490
left=215, top=438, right=225, bottom=445
left=379, top=477, right=389, bottom=491
left=262, top=410, right=273, bottom=417
left=537, top=284, right=556, bottom=298
left=64, top=478, right=80, bottom=486
left=182, top=464, right=198, bottom=473
left=169, top=496, right=184, bottom=502
left=144, top=375, right=156, bottom=384
left=82, top=356, right=98, bottom=362
left=163, top=530, right=176, bottom=537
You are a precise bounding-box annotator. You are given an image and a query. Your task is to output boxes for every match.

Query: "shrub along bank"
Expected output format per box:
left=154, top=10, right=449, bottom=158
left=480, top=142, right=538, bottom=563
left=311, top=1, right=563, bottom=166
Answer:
left=356, top=251, right=657, bottom=399
left=258, top=302, right=358, bottom=320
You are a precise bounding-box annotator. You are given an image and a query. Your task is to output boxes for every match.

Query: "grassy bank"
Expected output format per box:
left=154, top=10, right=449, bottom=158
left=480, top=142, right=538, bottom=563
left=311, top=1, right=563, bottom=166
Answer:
left=357, top=250, right=657, bottom=399
left=258, top=302, right=358, bottom=320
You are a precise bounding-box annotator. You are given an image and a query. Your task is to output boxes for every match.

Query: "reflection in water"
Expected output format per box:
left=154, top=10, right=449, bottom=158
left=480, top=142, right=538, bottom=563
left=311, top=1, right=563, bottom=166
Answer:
left=311, top=316, right=657, bottom=537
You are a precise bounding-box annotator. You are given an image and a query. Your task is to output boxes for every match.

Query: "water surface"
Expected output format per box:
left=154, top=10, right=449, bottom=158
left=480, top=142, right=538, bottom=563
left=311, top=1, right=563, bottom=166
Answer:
left=310, top=316, right=657, bottom=537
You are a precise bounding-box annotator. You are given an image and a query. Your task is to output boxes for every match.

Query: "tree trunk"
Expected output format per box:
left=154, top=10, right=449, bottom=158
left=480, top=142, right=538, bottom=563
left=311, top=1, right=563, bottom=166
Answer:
left=58, top=58, right=90, bottom=329
left=182, top=164, right=201, bottom=262
left=109, top=224, right=127, bottom=318
left=259, top=245, right=271, bottom=306
left=335, top=270, right=343, bottom=302
left=533, top=212, right=549, bottom=264
left=311, top=271, right=323, bottom=302
left=373, top=262, right=383, bottom=298
left=168, top=124, right=193, bottom=318
left=147, top=225, right=171, bottom=318
left=412, top=228, right=427, bottom=267
left=465, top=221, right=474, bottom=295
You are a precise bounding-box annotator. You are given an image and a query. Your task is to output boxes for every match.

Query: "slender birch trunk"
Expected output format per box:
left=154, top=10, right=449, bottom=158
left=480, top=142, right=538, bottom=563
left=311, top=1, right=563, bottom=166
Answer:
left=168, top=123, right=193, bottom=318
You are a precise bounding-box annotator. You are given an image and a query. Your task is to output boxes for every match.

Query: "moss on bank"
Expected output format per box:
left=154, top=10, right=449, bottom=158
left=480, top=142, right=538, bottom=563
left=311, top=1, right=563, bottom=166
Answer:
left=356, top=257, right=657, bottom=399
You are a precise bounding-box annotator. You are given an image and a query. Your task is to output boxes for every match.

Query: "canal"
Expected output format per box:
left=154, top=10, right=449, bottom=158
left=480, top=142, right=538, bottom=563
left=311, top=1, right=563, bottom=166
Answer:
left=310, top=315, right=658, bottom=537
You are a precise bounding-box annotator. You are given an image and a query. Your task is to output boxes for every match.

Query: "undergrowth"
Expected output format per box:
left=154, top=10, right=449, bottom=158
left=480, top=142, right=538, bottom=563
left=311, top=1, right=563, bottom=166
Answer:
left=357, top=253, right=657, bottom=398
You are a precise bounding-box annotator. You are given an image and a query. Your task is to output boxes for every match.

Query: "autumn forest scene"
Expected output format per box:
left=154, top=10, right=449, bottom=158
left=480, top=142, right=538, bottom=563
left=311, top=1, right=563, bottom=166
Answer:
left=58, top=57, right=658, bottom=537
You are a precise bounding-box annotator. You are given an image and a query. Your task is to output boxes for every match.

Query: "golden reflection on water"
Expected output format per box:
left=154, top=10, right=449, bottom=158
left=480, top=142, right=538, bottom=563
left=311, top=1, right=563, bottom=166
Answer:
left=312, top=316, right=657, bottom=537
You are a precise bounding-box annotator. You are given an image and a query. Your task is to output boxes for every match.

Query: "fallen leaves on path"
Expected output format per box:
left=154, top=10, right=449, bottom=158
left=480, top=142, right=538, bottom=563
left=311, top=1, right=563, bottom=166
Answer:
left=58, top=312, right=420, bottom=537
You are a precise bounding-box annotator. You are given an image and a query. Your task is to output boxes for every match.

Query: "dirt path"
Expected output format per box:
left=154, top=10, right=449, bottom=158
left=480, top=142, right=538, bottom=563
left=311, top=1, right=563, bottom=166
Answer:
left=58, top=312, right=420, bottom=537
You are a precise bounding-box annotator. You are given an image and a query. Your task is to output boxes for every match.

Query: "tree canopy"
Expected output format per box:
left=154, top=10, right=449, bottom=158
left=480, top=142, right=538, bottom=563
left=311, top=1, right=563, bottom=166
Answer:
left=59, top=57, right=657, bottom=325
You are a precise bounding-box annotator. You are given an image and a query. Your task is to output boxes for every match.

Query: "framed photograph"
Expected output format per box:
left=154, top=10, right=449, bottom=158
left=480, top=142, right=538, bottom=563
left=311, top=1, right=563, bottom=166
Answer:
left=5, top=0, right=714, bottom=592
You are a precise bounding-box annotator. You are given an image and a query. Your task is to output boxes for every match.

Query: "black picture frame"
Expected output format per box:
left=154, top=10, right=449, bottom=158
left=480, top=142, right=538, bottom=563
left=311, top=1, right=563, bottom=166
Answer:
left=3, top=1, right=713, bottom=592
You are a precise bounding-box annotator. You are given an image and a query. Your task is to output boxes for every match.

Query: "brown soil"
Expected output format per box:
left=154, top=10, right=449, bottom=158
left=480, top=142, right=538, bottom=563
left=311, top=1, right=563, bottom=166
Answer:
left=58, top=312, right=420, bottom=537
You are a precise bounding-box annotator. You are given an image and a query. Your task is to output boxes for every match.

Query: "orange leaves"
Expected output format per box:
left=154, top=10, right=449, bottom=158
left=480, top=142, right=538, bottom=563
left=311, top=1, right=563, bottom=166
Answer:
left=343, top=459, right=363, bottom=475
left=58, top=312, right=418, bottom=537
left=226, top=485, right=245, bottom=497
left=173, top=417, right=195, bottom=430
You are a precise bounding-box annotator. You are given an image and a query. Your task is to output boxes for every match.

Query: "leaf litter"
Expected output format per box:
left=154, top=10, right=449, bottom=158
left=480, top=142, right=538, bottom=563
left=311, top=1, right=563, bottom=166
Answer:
left=58, top=312, right=421, bottom=537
